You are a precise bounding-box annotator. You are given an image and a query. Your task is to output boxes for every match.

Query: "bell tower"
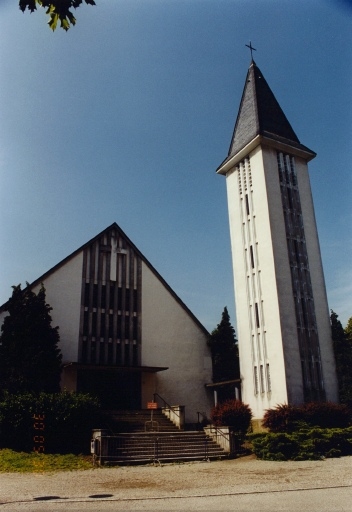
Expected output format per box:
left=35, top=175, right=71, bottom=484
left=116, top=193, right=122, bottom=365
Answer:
left=216, top=58, right=338, bottom=419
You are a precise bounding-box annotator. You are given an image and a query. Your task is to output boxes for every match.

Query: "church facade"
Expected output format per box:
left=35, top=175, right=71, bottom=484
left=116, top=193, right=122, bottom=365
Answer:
left=0, top=223, right=213, bottom=424
left=217, top=60, right=338, bottom=420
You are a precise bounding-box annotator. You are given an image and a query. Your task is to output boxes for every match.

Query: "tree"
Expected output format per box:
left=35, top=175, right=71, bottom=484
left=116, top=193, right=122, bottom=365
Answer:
left=345, top=316, right=352, bottom=342
left=19, top=0, right=96, bottom=31
left=331, top=310, right=352, bottom=407
left=208, top=307, right=240, bottom=383
left=0, top=284, right=62, bottom=394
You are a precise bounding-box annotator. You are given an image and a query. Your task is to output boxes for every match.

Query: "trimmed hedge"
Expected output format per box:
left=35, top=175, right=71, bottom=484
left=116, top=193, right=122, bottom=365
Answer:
left=0, top=391, right=100, bottom=454
left=249, top=427, right=352, bottom=461
left=262, top=402, right=351, bottom=433
left=211, top=399, right=252, bottom=433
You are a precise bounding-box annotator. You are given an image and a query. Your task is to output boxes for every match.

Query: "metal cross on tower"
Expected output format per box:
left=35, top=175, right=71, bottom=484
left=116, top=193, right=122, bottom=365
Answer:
left=245, top=41, right=257, bottom=60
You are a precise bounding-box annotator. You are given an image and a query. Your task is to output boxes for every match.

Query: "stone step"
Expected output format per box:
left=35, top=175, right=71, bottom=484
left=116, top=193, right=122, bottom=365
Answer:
left=93, top=410, right=228, bottom=464
left=115, top=449, right=223, bottom=455
left=101, top=408, right=180, bottom=433
left=93, top=430, right=228, bottom=465
left=107, top=454, right=226, bottom=464
left=103, top=438, right=215, bottom=446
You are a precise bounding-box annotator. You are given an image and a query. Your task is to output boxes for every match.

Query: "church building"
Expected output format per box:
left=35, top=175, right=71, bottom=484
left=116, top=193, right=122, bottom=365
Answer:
left=216, top=58, right=338, bottom=420
left=0, top=223, right=213, bottom=424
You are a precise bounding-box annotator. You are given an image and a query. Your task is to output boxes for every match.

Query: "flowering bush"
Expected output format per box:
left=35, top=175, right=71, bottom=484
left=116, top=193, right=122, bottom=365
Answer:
left=300, top=401, right=350, bottom=429
left=262, top=403, right=302, bottom=433
left=211, top=399, right=252, bottom=433
left=262, top=402, right=351, bottom=433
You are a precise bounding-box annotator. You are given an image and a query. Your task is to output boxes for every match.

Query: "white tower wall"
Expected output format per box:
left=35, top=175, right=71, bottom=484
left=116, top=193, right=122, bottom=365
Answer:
left=217, top=60, right=338, bottom=419
left=224, top=142, right=338, bottom=419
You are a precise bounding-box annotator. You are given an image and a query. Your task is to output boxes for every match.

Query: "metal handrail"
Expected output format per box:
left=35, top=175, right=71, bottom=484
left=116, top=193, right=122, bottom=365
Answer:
left=92, top=432, right=212, bottom=465
left=208, top=425, right=231, bottom=443
left=206, top=426, right=246, bottom=456
left=153, top=393, right=180, bottom=419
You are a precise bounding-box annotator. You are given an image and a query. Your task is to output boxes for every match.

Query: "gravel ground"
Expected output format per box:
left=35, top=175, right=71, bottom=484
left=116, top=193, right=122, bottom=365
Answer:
left=0, top=455, right=351, bottom=511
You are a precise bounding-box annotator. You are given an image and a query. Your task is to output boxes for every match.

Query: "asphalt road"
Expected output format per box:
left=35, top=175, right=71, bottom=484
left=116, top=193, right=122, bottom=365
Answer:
left=1, top=455, right=351, bottom=511
left=2, top=486, right=351, bottom=511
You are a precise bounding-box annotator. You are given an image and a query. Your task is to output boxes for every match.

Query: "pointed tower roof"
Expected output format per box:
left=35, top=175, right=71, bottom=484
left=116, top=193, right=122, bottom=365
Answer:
left=217, top=60, right=315, bottom=173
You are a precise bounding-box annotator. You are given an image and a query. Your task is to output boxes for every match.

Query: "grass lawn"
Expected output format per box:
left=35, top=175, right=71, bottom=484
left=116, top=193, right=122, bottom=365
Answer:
left=0, top=449, right=93, bottom=473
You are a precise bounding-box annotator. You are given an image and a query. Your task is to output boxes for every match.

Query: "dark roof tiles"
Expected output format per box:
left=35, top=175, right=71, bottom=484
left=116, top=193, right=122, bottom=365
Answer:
left=228, top=61, right=311, bottom=158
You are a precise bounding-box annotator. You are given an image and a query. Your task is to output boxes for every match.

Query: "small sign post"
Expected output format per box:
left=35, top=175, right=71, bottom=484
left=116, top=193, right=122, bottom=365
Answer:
left=147, top=401, right=157, bottom=424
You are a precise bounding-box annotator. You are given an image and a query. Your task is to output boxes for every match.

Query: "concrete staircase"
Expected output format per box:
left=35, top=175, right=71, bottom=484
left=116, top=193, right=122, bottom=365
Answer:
left=94, top=409, right=229, bottom=464
left=101, top=409, right=180, bottom=433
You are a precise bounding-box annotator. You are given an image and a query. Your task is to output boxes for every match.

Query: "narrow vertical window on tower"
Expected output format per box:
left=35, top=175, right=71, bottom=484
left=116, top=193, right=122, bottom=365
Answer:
left=250, top=245, right=255, bottom=269
left=277, top=151, right=325, bottom=402
left=254, top=366, right=259, bottom=395
left=255, top=303, right=260, bottom=328
left=260, top=365, right=265, bottom=393
left=266, top=363, right=271, bottom=392
left=245, top=194, right=250, bottom=215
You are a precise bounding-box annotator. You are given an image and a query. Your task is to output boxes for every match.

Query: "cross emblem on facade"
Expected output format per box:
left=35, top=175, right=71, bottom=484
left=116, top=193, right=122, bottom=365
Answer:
left=245, top=41, right=257, bottom=60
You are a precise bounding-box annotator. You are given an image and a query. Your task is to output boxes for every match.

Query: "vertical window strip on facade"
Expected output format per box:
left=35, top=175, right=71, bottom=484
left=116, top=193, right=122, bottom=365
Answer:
left=277, top=151, right=325, bottom=401
left=79, top=230, right=142, bottom=367
left=238, top=157, right=268, bottom=382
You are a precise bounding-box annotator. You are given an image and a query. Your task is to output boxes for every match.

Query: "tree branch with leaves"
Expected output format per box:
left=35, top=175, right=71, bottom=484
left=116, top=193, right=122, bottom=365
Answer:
left=331, top=310, right=352, bottom=408
left=19, top=0, right=96, bottom=31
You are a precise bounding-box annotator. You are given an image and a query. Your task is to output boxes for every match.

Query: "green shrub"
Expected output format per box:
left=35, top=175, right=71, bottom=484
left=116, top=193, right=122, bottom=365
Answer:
left=249, top=432, right=300, bottom=460
left=211, top=399, right=252, bottom=433
left=0, top=391, right=100, bottom=454
left=248, top=426, right=352, bottom=461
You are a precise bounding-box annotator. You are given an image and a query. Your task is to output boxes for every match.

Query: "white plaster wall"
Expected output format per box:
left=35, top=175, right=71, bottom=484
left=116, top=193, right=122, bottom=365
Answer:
left=32, top=252, right=83, bottom=363
left=226, top=145, right=290, bottom=419
left=295, top=157, right=338, bottom=401
left=141, top=262, right=213, bottom=424
left=226, top=165, right=259, bottom=412
left=226, top=145, right=338, bottom=417
left=225, top=165, right=255, bottom=408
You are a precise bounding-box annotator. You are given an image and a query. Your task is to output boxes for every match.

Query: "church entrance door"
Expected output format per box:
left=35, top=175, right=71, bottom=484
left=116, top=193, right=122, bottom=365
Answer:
left=77, top=368, right=141, bottom=410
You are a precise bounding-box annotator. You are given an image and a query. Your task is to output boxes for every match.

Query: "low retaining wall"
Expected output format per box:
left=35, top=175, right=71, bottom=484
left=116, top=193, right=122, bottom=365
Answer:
left=204, top=426, right=246, bottom=456
left=161, top=405, right=185, bottom=429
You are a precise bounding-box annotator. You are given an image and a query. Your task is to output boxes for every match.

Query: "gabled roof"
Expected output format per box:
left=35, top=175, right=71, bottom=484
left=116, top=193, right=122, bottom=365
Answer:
left=0, top=222, right=209, bottom=336
left=221, top=60, right=315, bottom=166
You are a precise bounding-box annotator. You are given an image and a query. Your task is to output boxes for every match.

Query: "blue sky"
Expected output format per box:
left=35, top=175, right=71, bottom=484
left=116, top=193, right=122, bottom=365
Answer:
left=0, top=0, right=351, bottom=331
